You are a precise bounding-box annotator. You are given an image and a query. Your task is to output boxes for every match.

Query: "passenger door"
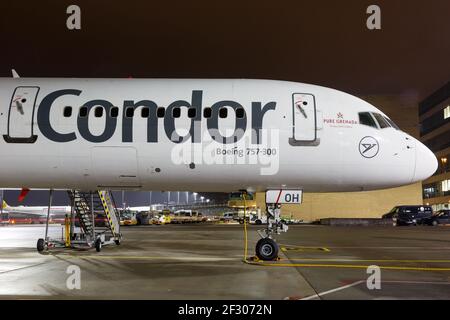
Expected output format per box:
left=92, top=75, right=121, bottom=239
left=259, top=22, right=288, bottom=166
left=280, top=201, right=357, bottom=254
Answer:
left=3, top=86, right=39, bottom=143
left=289, top=93, right=319, bottom=146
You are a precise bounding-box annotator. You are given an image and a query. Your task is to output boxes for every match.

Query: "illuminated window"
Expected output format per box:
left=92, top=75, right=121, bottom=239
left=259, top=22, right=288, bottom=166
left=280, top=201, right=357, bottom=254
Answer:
left=442, top=180, right=450, bottom=192
left=444, top=106, right=450, bottom=119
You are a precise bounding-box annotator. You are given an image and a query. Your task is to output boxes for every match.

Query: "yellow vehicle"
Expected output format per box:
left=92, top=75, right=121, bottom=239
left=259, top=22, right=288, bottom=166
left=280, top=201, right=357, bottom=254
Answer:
left=161, top=214, right=171, bottom=224
left=119, top=211, right=137, bottom=226
left=150, top=212, right=172, bottom=225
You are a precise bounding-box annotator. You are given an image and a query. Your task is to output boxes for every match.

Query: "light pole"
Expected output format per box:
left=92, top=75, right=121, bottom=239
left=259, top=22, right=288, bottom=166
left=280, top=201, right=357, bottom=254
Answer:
left=200, top=196, right=205, bottom=203
left=149, top=191, right=152, bottom=211
left=0, top=189, right=3, bottom=221
left=193, top=192, right=198, bottom=203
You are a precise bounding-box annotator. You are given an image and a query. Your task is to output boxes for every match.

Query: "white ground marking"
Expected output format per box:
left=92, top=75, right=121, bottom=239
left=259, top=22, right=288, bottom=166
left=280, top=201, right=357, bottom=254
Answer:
left=300, top=280, right=365, bottom=300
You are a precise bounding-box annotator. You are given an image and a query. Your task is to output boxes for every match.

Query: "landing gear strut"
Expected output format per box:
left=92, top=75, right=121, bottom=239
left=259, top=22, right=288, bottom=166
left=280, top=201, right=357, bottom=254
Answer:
left=255, top=203, right=289, bottom=261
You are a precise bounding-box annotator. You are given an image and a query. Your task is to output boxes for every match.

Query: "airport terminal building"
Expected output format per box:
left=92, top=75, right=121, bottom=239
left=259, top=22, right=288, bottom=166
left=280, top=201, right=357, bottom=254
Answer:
left=421, top=81, right=450, bottom=210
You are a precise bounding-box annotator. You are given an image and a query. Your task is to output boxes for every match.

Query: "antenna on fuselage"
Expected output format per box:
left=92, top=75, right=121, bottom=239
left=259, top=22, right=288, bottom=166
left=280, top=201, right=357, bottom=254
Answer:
left=11, top=69, right=20, bottom=78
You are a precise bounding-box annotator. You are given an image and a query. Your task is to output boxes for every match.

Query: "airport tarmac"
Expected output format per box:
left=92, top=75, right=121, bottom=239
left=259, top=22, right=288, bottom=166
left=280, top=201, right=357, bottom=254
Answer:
left=0, top=224, right=450, bottom=299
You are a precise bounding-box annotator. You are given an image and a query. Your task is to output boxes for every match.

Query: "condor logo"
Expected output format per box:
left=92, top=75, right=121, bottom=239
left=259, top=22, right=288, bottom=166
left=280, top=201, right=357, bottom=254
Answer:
left=359, top=136, right=379, bottom=158
left=4, top=88, right=276, bottom=145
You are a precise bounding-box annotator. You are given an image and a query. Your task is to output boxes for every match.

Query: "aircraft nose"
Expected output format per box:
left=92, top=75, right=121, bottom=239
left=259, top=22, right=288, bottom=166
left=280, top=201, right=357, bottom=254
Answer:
left=414, top=140, right=438, bottom=182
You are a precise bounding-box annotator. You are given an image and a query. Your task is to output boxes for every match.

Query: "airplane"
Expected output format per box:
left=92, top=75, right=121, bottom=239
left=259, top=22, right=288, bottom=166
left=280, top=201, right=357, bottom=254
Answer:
left=1, top=200, right=71, bottom=216
left=1, top=199, right=71, bottom=222
left=127, top=204, right=166, bottom=212
left=0, top=72, right=438, bottom=259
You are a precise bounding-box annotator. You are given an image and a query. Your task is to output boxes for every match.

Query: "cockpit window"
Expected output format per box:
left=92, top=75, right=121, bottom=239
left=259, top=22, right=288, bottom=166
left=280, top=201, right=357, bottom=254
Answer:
left=372, top=113, right=390, bottom=129
left=383, top=116, right=400, bottom=130
left=358, top=112, right=378, bottom=128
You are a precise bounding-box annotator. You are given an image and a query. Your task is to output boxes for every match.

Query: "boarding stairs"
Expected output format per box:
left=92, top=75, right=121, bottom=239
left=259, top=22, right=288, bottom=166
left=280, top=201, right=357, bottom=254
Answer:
left=67, top=190, right=122, bottom=250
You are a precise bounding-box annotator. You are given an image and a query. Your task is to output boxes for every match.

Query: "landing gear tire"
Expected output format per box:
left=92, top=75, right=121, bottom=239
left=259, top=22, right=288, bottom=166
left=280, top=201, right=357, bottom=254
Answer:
left=114, top=239, right=121, bottom=245
left=255, top=219, right=262, bottom=225
left=255, top=238, right=279, bottom=261
left=95, top=238, right=102, bottom=252
left=37, top=238, right=45, bottom=252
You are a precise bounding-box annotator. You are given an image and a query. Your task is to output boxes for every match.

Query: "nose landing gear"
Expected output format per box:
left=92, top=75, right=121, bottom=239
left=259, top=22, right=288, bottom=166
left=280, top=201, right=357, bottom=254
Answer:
left=255, top=238, right=279, bottom=261
left=255, top=203, right=289, bottom=261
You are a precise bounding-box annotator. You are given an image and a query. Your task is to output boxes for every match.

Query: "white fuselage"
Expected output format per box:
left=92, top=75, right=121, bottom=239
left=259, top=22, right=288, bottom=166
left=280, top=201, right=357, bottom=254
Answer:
left=0, top=78, right=437, bottom=192
left=3, top=205, right=71, bottom=216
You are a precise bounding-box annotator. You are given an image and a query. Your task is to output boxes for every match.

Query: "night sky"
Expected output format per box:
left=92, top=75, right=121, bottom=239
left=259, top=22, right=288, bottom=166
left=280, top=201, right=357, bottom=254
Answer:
left=0, top=0, right=449, bottom=205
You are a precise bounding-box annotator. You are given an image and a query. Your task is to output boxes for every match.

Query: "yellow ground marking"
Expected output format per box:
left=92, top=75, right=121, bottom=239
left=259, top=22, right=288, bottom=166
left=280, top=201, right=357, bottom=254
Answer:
left=244, top=260, right=450, bottom=271
left=279, top=258, right=450, bottom=263
left=281, top=246, right=330, bottom=252
left=51, top=253, right=450, bottom=271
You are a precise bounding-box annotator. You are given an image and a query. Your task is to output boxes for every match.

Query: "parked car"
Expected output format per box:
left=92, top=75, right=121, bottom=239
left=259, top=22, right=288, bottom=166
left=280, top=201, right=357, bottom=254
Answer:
left=221, top=212, right=236, bottom=222
left=387, top=205, right=433, bottom=226
left=423, top=209, right=450, bottom=226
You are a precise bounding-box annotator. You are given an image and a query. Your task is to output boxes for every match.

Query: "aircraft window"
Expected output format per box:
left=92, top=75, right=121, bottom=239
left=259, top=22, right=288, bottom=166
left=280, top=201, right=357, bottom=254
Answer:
left=172, top=107, right=181, bottom=118
left=125, top=107, right=134, bottom=118
left=358, top=112, right=377, bottom=128
left=141, top=107, right=149, bottom=118
left=384, top=116, right=400, bottom=130
left=219, top=107, right=228, bottom=118
left=236, top=108, right=245, bottom=119
left=79, top=106, right=88, bottom=118
left=203, top=107, right=212, bottom=118
left=94, top=106, right=103, bottom=118
left=188, top=108, right=196, bottom=118
left=63, top=106, right=72, bottom=117
left=157, top=107, right=165, bottom=118
left=110, top=107, right=119, bottom=118
left=372, top=113, right=390, bottom=129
